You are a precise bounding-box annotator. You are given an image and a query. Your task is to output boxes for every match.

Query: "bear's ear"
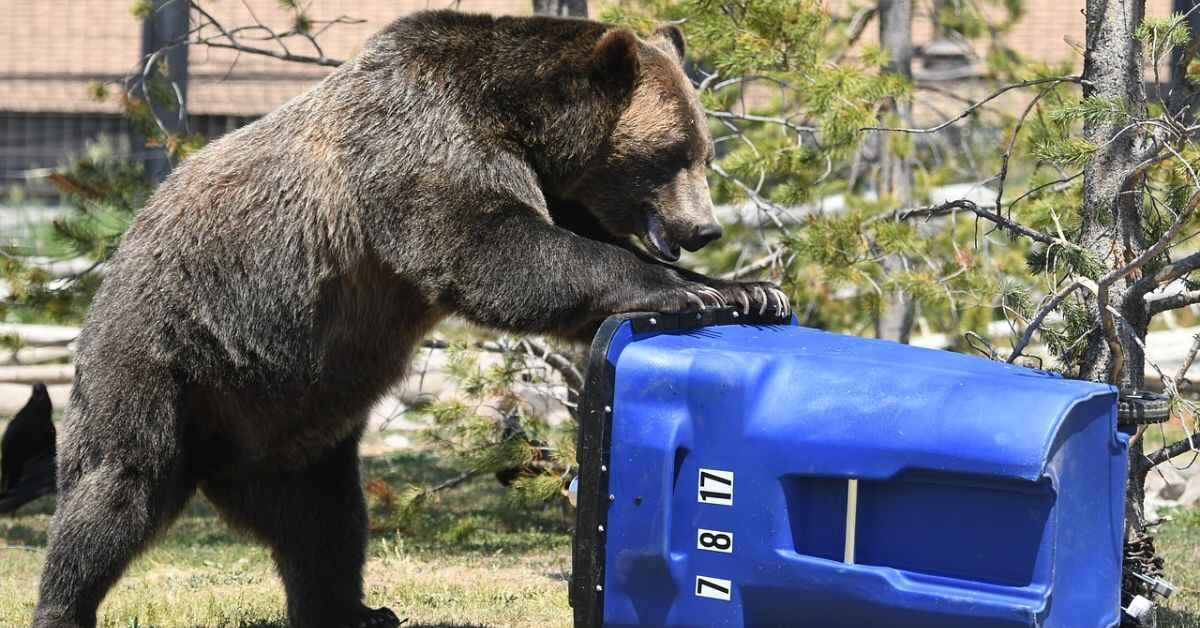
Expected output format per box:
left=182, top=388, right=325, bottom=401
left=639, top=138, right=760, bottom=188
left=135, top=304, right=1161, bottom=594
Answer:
left=590, top=28, right=640, bottom=86
left=649, top=24, right=686, bottom=61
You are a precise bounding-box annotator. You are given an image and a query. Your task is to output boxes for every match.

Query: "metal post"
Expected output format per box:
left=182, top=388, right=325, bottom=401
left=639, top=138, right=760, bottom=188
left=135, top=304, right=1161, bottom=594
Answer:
left=137, top=0, right=190, bottom=182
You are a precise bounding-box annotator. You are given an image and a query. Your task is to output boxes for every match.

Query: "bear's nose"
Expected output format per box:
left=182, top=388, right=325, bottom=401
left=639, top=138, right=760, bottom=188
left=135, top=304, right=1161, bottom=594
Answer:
left=685, top=224, right=724, bottom=250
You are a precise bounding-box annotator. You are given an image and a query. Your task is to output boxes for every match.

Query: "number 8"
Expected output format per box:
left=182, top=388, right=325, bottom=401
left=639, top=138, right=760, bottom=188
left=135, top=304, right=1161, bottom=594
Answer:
left=697, top=528, right=733, bottom=553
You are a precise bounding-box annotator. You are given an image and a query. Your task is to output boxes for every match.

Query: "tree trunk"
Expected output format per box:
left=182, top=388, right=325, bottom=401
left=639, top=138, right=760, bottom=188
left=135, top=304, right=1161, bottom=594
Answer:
left=1078, top=0, right=1158, bottom=619
left=1170, top=0, right=1200, bottom=114
left=532, top=0, right=587, bottom=17
left=876, top=0, right=916, bottom=343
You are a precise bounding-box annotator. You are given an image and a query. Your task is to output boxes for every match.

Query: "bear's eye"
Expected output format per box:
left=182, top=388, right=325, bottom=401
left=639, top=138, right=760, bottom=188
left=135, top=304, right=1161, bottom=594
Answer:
left=660, top=143, right=691, bottom=167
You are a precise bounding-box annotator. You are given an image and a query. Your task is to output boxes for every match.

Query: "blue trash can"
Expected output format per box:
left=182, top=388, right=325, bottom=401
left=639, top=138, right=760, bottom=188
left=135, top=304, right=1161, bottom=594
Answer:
left=571, top=310, right=1128, bottom=628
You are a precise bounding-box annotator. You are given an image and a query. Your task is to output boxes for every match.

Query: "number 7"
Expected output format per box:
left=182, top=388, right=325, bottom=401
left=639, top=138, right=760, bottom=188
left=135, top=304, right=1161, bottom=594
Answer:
left=695, top=575, right=732, bottom=601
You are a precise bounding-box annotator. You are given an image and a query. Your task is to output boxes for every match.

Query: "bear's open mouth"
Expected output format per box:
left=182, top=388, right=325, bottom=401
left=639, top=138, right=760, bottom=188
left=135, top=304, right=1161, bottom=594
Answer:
left=641, top=212, right=681, bottom=262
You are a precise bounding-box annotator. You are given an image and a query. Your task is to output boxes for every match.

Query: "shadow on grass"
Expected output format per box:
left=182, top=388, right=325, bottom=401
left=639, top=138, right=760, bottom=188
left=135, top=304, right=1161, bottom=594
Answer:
left=212, top=619, right=489, bottom=628
left=362, top=451, right=571, bottom=556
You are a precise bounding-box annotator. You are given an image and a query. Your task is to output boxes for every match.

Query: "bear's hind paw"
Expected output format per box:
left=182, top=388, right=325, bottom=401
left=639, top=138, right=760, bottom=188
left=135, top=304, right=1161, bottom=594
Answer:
left=341, top=606, right=404, bottom=628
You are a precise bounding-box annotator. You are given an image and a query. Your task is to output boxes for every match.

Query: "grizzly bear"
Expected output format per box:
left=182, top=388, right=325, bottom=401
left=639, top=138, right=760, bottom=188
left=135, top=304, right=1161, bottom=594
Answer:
left=32, top=10, right=788, bottom=628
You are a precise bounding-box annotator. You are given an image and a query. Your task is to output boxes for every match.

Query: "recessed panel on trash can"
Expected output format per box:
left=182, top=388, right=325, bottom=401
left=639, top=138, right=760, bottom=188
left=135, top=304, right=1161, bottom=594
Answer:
left=570, top=310, right=1127, bottom=628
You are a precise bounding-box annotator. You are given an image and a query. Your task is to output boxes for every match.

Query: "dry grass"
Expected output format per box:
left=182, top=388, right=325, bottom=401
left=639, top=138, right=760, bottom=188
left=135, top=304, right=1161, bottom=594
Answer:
left=0, top=451, right=573, bottom=628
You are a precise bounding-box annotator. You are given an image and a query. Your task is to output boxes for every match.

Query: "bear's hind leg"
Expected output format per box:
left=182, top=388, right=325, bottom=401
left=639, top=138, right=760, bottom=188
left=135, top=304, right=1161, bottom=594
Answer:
left=33, top=374, right=195, bottom=628
left=201, top=432, right=399, bottom=628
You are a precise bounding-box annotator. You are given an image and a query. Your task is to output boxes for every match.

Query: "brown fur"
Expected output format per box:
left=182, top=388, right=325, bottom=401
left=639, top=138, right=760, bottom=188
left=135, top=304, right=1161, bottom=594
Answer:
left=32, top=12, right=786, bottom=628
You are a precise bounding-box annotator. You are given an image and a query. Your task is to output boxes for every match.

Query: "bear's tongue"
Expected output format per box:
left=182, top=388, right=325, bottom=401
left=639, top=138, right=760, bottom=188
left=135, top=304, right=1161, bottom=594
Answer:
left=645, top=214, right=680, bottom=262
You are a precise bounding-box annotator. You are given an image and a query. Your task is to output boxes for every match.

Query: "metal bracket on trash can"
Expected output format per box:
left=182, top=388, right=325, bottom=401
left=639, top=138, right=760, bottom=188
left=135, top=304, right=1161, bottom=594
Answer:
left=1117, top=390, right=1170, bottom=426
left=570, top=307, right=793, bottom=628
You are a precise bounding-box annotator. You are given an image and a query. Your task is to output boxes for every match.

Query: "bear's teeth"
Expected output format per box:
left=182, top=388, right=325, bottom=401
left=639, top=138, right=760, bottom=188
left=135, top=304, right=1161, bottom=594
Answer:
left=646, top=214, right=678, bottom=261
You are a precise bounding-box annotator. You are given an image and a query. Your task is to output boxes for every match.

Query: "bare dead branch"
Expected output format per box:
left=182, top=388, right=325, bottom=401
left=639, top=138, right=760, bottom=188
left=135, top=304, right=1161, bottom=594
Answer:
left=420, top=337, right=582, bottom=392
left=1007, top=279, right=1087, bottom=363
left=1004, top=171, right=1084, bottom=212
left=995, top=82, right=1065, bottom=217
left=1148, top=434, right=1200, bottom=466
left=516, top=338, right=583, bottom=392
left=193, top=39, right=341, bottom=67
left=870, top=199, right=1062, bottom=247
left=833, top=6, right=878, bottom=64
left=860, top=76, right=1084, bottom=134
left=720, top=250, right=783, bottom=280
left=706, top=110, right=816, bottom=135
left=1175, top=333, right=1200, bottom=384
left=1148, top=289, right=1200, bottom=316
left=1129, top=250, right=1200, bottom=303
left=427, top=468, right=486, bottom=493
left=708, top=163, right=791, bottom=229
left=1124, top=189, right=1200, bottom=311
left=189, top=2, right=350, bottom=67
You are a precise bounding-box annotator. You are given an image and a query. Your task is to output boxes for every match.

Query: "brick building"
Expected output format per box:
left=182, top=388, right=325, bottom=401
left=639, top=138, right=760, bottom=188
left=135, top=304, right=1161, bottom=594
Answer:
left=0, top=0, right=539, bottom=199
left=0, top=0, right=1182, bottom=200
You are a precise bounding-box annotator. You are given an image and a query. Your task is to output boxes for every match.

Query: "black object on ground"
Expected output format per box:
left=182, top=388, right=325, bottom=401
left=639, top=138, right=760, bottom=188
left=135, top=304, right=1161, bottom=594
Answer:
left=0, top=382, right=56, bottom=514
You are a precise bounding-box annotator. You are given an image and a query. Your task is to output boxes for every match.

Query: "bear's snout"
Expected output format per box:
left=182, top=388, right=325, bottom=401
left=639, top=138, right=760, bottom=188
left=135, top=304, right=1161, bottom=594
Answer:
left=681, top=223, right=723, bottom=252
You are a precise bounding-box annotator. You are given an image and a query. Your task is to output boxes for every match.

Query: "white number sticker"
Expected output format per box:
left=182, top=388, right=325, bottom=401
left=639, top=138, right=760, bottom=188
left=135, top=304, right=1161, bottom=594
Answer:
left=697, top=468, right=734, bottom=505
left=695, top=575, right=732, bottom=601
left=697, top=528, right=733, bottom=553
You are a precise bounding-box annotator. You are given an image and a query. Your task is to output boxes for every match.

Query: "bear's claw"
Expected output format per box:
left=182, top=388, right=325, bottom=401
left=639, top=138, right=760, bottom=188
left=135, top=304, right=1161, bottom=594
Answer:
left=699, top=286, right=726, bottom=307
left=343, top=606, right=404, bottom=628
left=735, top=290, right=750, bottom=314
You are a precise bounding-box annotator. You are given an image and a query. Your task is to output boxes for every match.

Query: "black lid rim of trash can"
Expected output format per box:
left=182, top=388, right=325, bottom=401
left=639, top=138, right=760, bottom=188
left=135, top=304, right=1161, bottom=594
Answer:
left=1117, top=390, right=1171, bottom=425
left=570, top=306, right=792, bottom=628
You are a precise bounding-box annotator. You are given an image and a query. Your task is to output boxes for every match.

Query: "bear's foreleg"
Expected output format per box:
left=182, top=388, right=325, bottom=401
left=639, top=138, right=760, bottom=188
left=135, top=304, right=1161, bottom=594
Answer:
left=446, top=208, right=732, bottom=337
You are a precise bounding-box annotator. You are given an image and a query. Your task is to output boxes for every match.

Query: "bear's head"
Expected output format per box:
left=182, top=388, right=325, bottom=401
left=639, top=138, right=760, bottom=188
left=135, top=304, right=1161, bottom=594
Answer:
left=565, top=25, right=721, bottom=262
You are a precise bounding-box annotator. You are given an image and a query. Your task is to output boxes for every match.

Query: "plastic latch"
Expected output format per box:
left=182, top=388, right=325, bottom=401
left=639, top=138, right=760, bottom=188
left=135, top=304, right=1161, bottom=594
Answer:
left=1123, top=595, right=1156, bottom=625
left=1132, top=571, right=1177, bottom=599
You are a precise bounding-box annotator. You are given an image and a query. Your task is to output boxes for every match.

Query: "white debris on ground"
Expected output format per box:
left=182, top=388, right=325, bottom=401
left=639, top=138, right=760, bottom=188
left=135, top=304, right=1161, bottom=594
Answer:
left=1145, top=458, right=1200, bottom=520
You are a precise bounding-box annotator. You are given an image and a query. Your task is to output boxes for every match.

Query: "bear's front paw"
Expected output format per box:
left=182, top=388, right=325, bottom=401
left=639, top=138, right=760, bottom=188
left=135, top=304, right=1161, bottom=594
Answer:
left=649, top=282, right=728, bottom=313
left=714, top=281, right=790, bottom=317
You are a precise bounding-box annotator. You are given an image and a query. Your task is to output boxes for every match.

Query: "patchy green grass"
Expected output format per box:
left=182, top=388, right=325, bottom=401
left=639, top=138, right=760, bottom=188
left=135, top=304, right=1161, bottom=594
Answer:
left=1160, top=506, right=1200, bottom=628
left=3, top=449, right=1198, bottom=627
left=0, top=451, right=573, bottom=628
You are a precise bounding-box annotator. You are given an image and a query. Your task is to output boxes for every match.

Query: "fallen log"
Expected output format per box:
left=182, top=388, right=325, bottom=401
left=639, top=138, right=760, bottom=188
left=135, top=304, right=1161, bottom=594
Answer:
left=0, top=347, right=73, bottom=366
left=0, top=323, right=79, bottom=347
left=0, top=365, right=74, bottom=385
